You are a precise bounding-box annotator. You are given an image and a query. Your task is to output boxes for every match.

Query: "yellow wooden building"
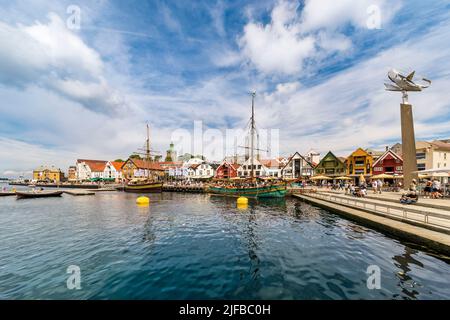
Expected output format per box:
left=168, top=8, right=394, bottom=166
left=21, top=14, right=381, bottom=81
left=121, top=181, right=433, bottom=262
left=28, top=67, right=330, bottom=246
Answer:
left=33, top=166, right=65, bottom=182
left=121, top=158, right=164, bottom=180
left=346, top=148, right=374, bottom=177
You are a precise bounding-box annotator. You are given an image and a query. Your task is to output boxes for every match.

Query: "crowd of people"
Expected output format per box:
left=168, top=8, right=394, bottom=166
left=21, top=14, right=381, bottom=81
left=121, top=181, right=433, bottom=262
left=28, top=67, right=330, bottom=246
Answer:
left=313, top=177, right=447, bottom=203
left=423, top=179, right=445, bottom=199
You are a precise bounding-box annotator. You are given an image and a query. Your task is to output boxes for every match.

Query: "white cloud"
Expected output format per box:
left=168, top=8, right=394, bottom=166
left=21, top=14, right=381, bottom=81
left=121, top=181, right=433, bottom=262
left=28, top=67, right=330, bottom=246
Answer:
left=239, top=0, right=315, bottom=75
left=301, top=0, right=401, bottom=31
left=238, top=0, right=402, bottom=76
left=0, top=13, right=130, bottom=114
left=255, top=18, right=450, bottom=156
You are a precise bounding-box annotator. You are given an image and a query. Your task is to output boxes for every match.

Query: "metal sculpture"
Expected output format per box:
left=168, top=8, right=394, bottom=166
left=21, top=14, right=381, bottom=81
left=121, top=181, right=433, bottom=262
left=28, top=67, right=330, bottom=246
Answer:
left=385, top=69, right=431, bottom=104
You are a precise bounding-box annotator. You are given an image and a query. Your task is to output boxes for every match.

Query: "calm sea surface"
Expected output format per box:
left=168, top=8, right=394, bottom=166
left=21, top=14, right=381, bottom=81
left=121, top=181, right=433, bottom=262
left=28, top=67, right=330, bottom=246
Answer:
left=0, top=189, right=449, bottom=299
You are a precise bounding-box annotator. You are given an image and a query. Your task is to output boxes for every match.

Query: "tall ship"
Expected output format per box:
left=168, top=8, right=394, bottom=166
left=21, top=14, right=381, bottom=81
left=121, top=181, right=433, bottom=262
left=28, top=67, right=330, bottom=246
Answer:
left=208, top=92, right=287, bottom=198
left=124, top=124, right=163, bottom=193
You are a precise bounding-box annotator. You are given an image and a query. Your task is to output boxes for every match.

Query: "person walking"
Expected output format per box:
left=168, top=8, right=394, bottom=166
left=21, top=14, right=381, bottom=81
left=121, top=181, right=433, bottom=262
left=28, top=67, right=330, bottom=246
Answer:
left=372, top=180, right=378, bottom=194
left=377, top=179, right=383, bottom=194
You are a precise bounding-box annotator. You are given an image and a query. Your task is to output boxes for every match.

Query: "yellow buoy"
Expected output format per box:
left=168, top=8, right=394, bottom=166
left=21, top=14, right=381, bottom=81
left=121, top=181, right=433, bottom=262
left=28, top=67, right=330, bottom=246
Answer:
left=136, top=196, right=150, bottom=205
left=237, top=203, right=248, bottom=210
left=237, top=197, right=248, bottom=206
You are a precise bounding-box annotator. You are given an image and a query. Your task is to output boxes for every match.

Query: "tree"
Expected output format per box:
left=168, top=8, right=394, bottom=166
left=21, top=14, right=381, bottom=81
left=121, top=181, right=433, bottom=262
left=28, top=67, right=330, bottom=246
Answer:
left=129, top=154, right=142, bottom=160
left=114, top=159, right=124, bottom=162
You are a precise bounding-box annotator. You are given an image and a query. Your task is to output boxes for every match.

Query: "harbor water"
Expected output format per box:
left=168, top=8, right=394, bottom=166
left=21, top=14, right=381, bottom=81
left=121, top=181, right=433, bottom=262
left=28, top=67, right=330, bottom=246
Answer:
left=0, top=191, right=449, bottom=299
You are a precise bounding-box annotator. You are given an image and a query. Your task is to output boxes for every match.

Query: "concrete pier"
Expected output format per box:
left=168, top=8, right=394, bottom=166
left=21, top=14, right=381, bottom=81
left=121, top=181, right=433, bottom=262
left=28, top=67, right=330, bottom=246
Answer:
left=294, top=192, right=450, bottom=256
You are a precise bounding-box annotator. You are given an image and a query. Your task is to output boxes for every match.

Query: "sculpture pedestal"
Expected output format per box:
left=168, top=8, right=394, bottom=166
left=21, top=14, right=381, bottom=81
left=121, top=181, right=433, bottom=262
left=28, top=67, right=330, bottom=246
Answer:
left=401, top=103, right=418, bottom=189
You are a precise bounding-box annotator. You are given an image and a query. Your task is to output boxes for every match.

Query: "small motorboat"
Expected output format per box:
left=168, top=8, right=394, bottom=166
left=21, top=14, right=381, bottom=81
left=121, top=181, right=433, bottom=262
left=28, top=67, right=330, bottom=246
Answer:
left=16, top=191, right=63, bottom=199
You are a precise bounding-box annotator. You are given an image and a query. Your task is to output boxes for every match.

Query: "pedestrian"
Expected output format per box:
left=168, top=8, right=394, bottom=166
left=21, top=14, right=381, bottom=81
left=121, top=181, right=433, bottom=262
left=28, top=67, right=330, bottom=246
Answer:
left=372, top=180, right=378, bottom=194
left=424, top=180, right=432, bottom=198
left=377, top=179, right=383, bottom=194
left=431, top=179, right=442, bottom=199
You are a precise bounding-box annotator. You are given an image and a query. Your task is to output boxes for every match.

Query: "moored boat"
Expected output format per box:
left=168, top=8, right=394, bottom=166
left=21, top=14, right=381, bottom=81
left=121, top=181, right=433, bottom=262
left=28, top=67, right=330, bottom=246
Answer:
left=124, top=180, right=163, bottom=193
left=208, top=92, right=287, bottom=199
left=16, top=191, right=63, bottom=199
left=0, top=192, right=16, bottom=197
left=123, top=124, right=163, bottom=193
left=208, top=183, right=286, bottom=198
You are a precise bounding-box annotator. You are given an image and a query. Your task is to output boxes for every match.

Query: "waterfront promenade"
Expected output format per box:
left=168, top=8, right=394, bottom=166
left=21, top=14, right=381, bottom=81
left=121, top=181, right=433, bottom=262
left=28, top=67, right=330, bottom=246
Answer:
left=294, top=189, right=450, bottom=256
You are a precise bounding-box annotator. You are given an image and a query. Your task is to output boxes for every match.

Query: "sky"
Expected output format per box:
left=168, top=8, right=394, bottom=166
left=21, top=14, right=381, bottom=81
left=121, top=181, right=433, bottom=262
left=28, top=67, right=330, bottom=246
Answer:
left=1, top=0, right=450, bottom=177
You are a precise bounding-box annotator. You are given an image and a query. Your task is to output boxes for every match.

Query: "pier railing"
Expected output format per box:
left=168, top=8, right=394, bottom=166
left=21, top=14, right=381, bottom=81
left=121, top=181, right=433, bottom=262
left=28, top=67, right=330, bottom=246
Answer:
left=301, top=192, right=450, bottom=232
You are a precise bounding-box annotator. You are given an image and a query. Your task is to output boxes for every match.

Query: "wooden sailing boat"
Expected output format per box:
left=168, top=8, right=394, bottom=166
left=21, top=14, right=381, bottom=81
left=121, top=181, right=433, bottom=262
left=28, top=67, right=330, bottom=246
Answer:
left=208, top=92, right=287, bottom=198
left=124, top=124, right=163, bottom=193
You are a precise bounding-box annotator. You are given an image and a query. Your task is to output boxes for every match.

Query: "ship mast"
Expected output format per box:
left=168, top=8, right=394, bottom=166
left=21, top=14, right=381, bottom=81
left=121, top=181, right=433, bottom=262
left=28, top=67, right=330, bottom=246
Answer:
left=250, top=92, right=256, bottom=180
left=146, top=124, right=150, bottom=180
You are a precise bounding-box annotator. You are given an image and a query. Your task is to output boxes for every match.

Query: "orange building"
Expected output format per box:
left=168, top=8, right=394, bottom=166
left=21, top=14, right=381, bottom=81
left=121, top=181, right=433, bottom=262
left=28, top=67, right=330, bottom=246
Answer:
left=346, top=148, right=374, bottom=177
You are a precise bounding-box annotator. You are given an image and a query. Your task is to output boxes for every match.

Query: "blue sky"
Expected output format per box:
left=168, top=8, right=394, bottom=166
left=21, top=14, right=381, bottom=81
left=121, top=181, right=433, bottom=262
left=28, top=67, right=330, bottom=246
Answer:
left=1, top=0, right=450, bottom=176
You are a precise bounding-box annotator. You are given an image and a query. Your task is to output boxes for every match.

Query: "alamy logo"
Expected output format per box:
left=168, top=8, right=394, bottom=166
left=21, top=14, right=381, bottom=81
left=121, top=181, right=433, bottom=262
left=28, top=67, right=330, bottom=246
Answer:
left=66, top=265, right=82, bottom=290
left=66, top=5, right=81, bottom=30
left=366, top=265, right=381, bottom=290
left=366, top=5, right=382, bottom=30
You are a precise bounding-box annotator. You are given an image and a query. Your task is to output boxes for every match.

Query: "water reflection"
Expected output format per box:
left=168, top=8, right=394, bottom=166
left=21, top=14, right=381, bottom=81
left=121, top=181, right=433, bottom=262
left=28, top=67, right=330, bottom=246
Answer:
left=1, top=192, right=450, bottom=299
left=392, top=247, right=423, bottom=300
left=244, top=207, right=261, bottom=281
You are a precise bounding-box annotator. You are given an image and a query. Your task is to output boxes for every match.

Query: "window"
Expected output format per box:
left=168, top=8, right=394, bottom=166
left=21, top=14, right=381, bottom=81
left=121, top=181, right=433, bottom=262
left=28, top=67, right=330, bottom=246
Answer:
left=445, top=153, right=447, bottom=160
left=417, top=163, right=426, bottom=171
left=355, top=157, right=365, bottom=166
left=416, top=152, right=426, bottom=160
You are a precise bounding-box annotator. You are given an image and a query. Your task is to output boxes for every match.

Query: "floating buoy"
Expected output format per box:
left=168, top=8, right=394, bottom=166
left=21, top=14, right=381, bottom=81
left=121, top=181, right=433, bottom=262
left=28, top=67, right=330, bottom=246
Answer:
left=237, top=197, right=248, bottom=209
left=237, top=203, right=248, bottom=210
left=136, top=196, right=150, bottom=205
left=237, top=197, right=248, bottom=205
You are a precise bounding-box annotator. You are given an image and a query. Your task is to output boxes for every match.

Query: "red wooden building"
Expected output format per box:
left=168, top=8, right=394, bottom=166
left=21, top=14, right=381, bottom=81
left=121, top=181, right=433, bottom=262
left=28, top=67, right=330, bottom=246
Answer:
left=372, top=149, right=403, bottom=175
left=215, top=161, right=240, bottom=179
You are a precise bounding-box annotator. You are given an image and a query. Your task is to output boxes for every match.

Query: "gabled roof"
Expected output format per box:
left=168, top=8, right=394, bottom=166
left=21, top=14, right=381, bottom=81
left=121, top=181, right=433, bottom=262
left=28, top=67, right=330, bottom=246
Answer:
left=372, top=149, right=403, bottom=167
left=158, top=161, right=183, bottom=165
left=127, top=159, right=164, bottom=171
left=34, top=165, right=61, bottom=172
left=231, top=163, right=240, bottom=170
left=260, top=159, right=281, bottom=169
left=430, top=140, right=450, bottom=151
left=218, top=160, right=241, bottom=171
left=348, top=147, right=370, bottom=158
left=77, top=159, right=107, bottom=172
left=110, top=161, right=124, bottom=171
left=316, top=151, right=345, bottom=168
left=366, top=148, right=384, bottom=158
left=281, top=152, right=315, bottom=171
